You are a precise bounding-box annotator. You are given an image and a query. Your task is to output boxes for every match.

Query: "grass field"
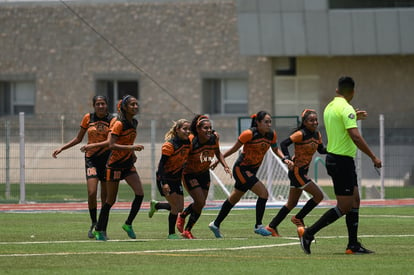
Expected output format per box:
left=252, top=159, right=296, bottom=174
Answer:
left=0, top=206, right=413, bottom=274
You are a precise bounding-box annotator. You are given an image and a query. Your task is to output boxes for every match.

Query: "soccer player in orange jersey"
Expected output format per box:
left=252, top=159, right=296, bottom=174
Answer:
left=266, top=109, right=326, bottom=238
left=177, top=115, right=231, bottom=239
left=52, top=95, right=115, bottom=239
left=208, top=111, right=285, bottom=238
left=148, top=119, right=191, bottom=239
left=83, top=95, right=145, bottom=241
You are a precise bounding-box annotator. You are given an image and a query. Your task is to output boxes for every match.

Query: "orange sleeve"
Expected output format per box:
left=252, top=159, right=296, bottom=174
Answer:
left=238, top=129, right=253, bottom=144
left=109, top=117, right=117, bottom=128
left=162, top=142, right=175, bottom=156
left=289, top=131, right=303, bottom=143
left=80, top=113, right=90, bottom=129
left=111, top=120, right=123, bottom=136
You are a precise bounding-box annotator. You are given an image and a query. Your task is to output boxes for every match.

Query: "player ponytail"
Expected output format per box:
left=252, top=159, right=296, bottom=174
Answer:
left=117, top=95, right=135, bottom=120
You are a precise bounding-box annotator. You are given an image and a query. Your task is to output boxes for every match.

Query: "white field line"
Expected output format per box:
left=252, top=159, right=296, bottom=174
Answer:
left=0, top=242, right=298, bottom=257
left=1, top=234, right=414, bottom=257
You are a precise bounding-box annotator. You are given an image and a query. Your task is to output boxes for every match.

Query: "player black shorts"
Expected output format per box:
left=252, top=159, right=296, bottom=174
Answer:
left=325, top=153, right=357, bottom=196
left=288, top=166, right=312, bottom=189
left=156, top=177, right=184, bottom=197
left=233, top=165, right=260, bottom=192
left=105, top=165, right=137, bottom=182
left=182, top=170, right=210, bottom=191
left=85, top=152, right=109, bottom=181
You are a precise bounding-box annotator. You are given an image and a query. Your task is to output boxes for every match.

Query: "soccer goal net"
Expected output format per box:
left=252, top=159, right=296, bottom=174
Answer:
left=207, top=148, right=311, bottom=207
left=206, top=115, right=311, bottom=207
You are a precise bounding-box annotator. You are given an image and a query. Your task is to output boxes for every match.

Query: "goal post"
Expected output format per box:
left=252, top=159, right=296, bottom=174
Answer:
left=208, top=115, right=310, bottom=206
left=208, top=147, right=311, bottom=206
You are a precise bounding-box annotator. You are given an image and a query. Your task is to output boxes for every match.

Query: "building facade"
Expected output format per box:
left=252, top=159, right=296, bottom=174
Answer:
left=1, top=0, right=414, bottom=187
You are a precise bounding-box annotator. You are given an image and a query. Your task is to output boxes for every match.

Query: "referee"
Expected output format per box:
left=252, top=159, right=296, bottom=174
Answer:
left=300, top=76, right=382, bottom=254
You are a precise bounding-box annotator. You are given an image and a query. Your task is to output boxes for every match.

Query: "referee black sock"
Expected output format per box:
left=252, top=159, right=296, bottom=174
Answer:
left=269, top=205, right=290, bottom=228
left=255, top=197, right=267, bottom=227
left=214, top=199, right=234, bottom=227
left=295, top=198, right=318, bottom=220
left=346, top=208, right=359, bottom=245
left=125, top=195, right=144, bottom=225
left=307, top=206, right=342, bottom=236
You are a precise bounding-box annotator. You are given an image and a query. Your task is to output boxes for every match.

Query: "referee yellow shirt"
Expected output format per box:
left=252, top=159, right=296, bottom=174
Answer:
left=323, top=97, right=357, bottom=157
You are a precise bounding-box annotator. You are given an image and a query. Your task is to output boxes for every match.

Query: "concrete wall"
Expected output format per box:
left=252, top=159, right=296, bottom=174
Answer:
left=1, top=1, right=414, bottom=135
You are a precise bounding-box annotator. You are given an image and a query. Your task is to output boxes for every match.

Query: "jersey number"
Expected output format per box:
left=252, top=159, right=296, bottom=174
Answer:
left=87, top=167, right=97, bottom=177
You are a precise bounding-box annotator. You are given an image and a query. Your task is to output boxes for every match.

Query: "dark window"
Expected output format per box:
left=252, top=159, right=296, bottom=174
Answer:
left=275, top=57, right=296, bottom=76
left=96, top=80, right=139, bottom=113
left=0, top=81, right=36, bottom=116
left=202, top=78, right=248, bottom=115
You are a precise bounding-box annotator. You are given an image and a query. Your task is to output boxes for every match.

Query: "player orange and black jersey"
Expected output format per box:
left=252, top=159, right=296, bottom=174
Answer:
left=157, top=136, right=191, bottom=180
left=235, top=127, right=277, bottom=169
left=183, top=133, right=219, bottom=175
left=281, top=128, right=326, bottom=169
left=80, top=112, right=116, bottom=158
left=107, top=118, right=138, bottom=169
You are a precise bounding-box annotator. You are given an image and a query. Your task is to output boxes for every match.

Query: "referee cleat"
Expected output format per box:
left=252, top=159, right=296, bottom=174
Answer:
left=148, top=200, right=158, bottom=218
left=93, top=230, right=107, bottom=241
left=88, top=223, right=96, bottom=239
left=182, top=230, right=196, bottom=239
left=265, top=225, right=281, bottom=237
left=122, top=224, right=136, bottom=239
left=167, top=233, right=181, bottom=240
left=208, top=221, right=223, bottom=238
left=254, top=224, right=272, bottom=236
left=176, top=213, right=185, bottom=233
left=345, top=242, right=374, bottom=254
left=300, top=229, right=314, bottom=254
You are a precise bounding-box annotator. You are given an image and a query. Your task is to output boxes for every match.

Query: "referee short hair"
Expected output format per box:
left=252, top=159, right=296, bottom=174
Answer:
left=338, top=76, right=355, bottom=94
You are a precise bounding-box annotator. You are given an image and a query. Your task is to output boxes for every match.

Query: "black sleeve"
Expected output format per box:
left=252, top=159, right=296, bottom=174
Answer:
left=280, top=137, right=293, bottom=159
left=156, top=154, right=169, bottom=180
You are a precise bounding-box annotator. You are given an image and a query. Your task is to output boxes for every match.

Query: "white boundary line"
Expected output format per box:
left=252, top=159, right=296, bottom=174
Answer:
left=1, top=234, right=414, bottom=257
left=0, top=242, right=299, bottom=257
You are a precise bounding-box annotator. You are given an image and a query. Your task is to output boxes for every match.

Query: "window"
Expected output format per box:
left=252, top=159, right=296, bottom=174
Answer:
left=273, top=76, right=320, bottom=124
left=0, top=81, right=36, bottom=116
left=202, top=78, right=248, bottom=115
left=275, top=57, right=296, bottom=76
left=95, top=79, right=139, bottom=113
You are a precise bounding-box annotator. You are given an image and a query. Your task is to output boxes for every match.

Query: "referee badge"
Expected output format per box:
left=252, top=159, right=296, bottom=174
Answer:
left=348, top=113, right=355, bottom=119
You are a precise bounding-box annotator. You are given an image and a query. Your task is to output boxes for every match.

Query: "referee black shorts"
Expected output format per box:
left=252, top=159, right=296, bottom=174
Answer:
left=325, top=153, right=357, bottom=196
